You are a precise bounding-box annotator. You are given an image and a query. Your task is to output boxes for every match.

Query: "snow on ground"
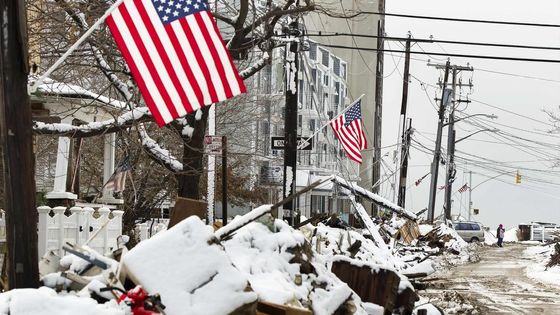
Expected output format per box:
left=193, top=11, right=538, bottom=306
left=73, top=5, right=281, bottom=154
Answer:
left=524, top=243, right=560, bottom=287
left=0, top=287, right=126, bottom=315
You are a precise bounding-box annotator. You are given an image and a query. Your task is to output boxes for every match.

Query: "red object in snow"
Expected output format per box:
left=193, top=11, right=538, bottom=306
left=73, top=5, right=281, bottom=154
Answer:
left=117, top=286, right=163, bottom=315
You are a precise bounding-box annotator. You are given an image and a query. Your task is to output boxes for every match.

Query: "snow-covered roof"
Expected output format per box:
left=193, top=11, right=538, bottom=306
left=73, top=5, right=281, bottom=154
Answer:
left=31, top=77, right=127, bottom=109
left=331, top=176, right=418, bottom=221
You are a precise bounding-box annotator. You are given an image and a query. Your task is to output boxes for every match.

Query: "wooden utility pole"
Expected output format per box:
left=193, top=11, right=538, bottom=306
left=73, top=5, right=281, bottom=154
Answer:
left=444, top=69, right=458, bottom=220
left=282, top=21, right=300, bottom=225
left=397, top=36, right=411, bottom=208
left=222, top=136, right=228, bottom=225
left=398, top=119, right=412, bottom=208
left=372, top=0, right=386, bottom=216
left=426, top=61, right=450, bottom=224
left=0, top=0, right=40, bottom=288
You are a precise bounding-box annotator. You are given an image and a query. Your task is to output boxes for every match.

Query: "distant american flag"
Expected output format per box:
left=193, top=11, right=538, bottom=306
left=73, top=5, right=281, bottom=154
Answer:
left=458, top=183, right=469, bottom=193
left=103, top=155, right=132, bottom=193
left=330, top=100, right=368, bottom=164
left=106, top=0, right=246, bottom=126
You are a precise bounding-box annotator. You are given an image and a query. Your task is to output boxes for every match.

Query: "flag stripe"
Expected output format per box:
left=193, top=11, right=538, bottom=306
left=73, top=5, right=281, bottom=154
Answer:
left=107, top=12, right=171, bottom=125
left=168, top=22, right=210, bottom=105
left=184, top=16, right=226, bottom=100
left=199, top=11, right=240, bottom=96
left=118, top=4, right=179, bottom=119
left=123, top=2, right=182, bottom=118
left=204, top=11, right=246, bottom=93
left=178, top=18, right=219, bottom=102
left=164, top=24, right=204, bottom=105
left=195, top=13, right=233, bottom=99
left=138, top=0, right=198, bottom=113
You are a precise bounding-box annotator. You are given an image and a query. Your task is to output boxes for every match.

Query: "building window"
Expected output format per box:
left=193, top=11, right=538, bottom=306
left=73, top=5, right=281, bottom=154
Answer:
left=298, top=79, right=304, bottom=104
left=323, top=73, right=329, bottom=87
left=320, top=48, right=329, bottom=67
left=309, top=119, right=316, bottom=131
left=334, top=81, right=340, bottom=108
left=333, top=57, right=340, bottom=76
left=311, top=195, right=326, bottom=214
left=309, top=42, right=317, bottom=60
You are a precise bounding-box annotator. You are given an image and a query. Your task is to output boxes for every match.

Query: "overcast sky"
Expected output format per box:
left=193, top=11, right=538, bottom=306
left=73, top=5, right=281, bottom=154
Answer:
left=380, top=0, right=560, bottom=229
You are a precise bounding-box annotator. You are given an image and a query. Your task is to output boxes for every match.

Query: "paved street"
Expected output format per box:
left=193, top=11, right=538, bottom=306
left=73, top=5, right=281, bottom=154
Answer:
left=423, top=244, right=560, bottom=314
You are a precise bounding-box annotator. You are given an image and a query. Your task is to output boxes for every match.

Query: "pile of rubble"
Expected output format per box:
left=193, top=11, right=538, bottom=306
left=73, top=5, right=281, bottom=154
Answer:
left=546, top=243, right=560, bottom=269
left=0, top=180, right=476, bottom=314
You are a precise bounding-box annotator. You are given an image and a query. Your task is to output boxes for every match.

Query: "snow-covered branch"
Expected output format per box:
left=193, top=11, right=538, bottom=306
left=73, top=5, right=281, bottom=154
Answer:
left=239, top=53, right=271, bottom=79
left=138, top=125, right=184, bottom=173
left=33, top=107, right=152, bottom=138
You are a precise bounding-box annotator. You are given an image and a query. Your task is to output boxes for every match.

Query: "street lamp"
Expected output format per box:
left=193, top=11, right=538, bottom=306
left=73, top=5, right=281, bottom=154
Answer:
left=455, top=128, right=499, bottom=144
left=443, top=125, right=499, bottom=221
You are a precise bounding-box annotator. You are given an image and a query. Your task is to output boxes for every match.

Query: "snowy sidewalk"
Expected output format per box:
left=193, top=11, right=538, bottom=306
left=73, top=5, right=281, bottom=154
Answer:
left=420, top=243, right=560, bottom=314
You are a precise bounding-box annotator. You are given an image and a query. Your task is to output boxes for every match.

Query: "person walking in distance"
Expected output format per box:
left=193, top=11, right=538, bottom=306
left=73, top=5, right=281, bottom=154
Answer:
left=497, top=224, right=505, bottom=247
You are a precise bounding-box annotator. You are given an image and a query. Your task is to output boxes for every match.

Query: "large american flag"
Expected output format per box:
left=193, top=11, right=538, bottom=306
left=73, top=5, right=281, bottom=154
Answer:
left=330, top=100, right=368, bottom=164
left=106, top=0, right=246, bottom=126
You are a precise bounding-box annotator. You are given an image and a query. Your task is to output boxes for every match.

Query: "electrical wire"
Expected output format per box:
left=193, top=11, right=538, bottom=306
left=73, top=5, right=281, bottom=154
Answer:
left=359, top=11, right=560, bottom=28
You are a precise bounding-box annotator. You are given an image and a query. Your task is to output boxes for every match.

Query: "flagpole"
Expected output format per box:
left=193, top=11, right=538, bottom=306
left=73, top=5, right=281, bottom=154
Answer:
left=30, top=0, right=127, bottom=93
left=297, top=94, right=365, bottom=150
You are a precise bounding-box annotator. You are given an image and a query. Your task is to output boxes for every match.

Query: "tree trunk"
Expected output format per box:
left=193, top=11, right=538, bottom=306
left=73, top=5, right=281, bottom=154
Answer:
left=177, top=107, right=209, bottom=199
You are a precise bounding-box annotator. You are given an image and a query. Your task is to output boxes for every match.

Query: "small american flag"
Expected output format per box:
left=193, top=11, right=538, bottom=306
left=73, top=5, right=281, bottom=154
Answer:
left=106, top=0, right=246, bottom=126
left=415, top=172, right=430, bottom=186
left=330, top=100, right=368, bottom=163
left=103, top=155, right=132, bottom=193
left=458, top=183, right=469, bottom=193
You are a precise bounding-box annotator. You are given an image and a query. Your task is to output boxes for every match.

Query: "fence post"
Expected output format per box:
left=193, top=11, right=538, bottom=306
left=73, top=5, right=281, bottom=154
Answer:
left=82, top=207, right=94, bottom=241
left=98, top=207, right=110, bottom=254
left=52, top=206, right=66, bottom=255
left=137, top=223, right=148, bottom=242
left=69, top=206, right=83, bottom=245
left=37, top=206, right=51, bottom=258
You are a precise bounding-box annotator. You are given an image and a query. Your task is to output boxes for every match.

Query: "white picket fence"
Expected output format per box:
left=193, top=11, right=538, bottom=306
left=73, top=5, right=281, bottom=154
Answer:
left=136, top=219, right=169, bottom=242
left=37, top=206, right=123, bottom=257
left=530, top=223, right=560, bottom=242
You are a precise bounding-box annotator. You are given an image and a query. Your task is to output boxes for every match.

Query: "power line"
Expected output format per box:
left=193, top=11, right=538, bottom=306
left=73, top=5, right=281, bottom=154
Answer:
left=359, top=11, right=560, bottom=28
left=316, top=44, right=560, bottom=64
left=306, top=33, right=560, bottom=51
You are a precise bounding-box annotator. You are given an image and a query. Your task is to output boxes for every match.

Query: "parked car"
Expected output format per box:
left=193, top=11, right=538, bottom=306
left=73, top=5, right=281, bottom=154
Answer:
left=453, top=221, right=485, bottom=242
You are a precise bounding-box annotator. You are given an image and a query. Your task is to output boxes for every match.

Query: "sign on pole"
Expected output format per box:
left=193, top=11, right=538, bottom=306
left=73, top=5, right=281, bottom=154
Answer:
left=271, top=136, right=313, bottom=150
left=204, top=136, right=223, bottom=155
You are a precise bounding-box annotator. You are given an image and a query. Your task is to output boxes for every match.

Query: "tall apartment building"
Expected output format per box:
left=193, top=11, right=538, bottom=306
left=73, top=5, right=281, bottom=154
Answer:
left=305, top=0, right=385, bottom=213
left=246, top=41, right=356, bottom=218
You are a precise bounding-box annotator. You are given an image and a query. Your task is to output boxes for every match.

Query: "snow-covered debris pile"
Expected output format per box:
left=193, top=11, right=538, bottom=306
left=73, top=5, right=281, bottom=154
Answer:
left=546, top=243, right=560, bottom=268
left=504, top=227, right=520, bottom=242
left=222, top=217, right=366, bottom=314
left=0, top=287, right=126, bottom=315
left=421, top=223, right=468, bottom=254
left=525, top=243, right=560, bottom=286
left=122, top=216, right=258, bottom=315
left=312, top=223, right=405, bottom=270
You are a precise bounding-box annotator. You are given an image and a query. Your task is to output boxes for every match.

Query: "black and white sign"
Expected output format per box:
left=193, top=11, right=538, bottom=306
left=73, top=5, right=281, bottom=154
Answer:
left=271, top=137, right=313, bottom=150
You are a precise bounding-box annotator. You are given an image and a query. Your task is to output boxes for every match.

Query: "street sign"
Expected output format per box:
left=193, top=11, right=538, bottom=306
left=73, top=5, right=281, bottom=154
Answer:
left=204, top=136, right=223, bottom=155
left=271, top=136, right=313, bottom=150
